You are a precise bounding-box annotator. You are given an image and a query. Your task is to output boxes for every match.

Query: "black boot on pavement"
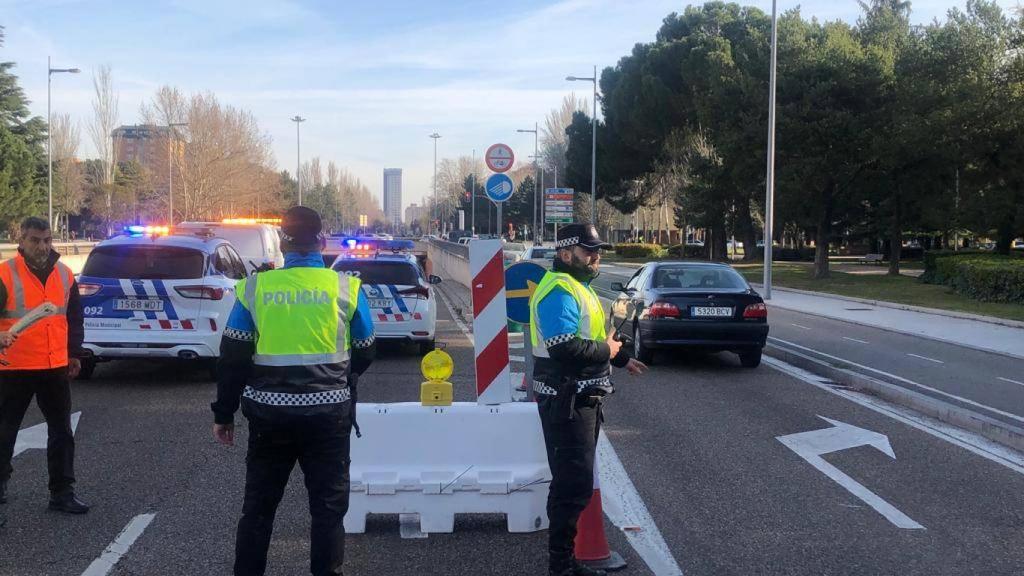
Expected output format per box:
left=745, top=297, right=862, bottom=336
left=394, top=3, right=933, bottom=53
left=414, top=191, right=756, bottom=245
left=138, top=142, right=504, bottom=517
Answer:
left=48, top=492, right=89, bottom=514
left=549, top=561, right=607, bottom=576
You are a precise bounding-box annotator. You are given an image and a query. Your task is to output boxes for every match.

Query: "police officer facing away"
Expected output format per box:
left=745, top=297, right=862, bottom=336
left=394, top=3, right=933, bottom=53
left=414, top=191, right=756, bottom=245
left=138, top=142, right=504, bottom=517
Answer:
left=212, top=206, right=376, bottom=576
left=529, top=223, right=646, bottom=576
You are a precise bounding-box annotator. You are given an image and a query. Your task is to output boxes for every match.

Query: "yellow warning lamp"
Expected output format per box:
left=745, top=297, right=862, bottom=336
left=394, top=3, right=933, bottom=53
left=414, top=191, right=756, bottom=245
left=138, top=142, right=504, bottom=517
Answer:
left=420, top=349, right=454, bottom=406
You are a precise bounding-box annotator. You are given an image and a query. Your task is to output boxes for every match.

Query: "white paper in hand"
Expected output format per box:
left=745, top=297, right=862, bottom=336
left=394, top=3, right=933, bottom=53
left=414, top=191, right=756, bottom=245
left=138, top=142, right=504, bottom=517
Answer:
left=10, top=302, right=59, bottom=335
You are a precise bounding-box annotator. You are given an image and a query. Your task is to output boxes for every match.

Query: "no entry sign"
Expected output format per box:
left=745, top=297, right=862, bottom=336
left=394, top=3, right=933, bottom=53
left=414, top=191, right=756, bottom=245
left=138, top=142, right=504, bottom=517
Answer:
left=485, top=143, right=515, bottom=173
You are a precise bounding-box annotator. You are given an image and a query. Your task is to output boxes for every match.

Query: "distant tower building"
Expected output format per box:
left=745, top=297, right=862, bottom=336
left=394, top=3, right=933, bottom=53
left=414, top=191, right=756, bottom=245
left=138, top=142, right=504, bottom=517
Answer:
left=112, top=124, right=180, bottom=198
left=383, top=168, right=403, bottom=227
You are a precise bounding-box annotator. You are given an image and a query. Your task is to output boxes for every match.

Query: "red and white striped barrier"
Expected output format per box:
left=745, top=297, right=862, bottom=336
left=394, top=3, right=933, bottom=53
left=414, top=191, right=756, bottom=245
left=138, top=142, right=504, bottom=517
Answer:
left=470, top=239, right=511, bottom=404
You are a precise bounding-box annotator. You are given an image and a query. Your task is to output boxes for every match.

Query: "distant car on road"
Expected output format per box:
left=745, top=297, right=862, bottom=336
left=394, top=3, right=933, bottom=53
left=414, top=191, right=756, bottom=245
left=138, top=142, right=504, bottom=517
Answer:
left=521, top=245, right=557, bottom=263
left=609, top=261, right=769, bottom=367
left=502, top=242, right=525, bottom=266
left=177, top=220, right=283, bottom=273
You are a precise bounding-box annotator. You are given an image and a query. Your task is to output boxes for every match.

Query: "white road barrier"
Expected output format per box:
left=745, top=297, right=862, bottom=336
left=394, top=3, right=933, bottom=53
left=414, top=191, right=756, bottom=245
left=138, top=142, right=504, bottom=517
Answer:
left=346, top=402, right=551, bottom=534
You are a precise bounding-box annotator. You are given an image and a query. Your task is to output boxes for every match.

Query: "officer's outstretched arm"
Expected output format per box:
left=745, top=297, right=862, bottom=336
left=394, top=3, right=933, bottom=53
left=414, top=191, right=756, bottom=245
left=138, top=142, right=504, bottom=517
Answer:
left=212, top=298, right=255, bottom=425
left=349, top=289, right=376, bottom=376
left=537, top=287, right=611, bottom=365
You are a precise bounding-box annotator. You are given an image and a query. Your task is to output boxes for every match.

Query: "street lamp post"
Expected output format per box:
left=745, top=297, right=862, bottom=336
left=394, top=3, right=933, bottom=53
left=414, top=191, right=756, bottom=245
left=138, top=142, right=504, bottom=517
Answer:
left=167, top=122, right=188, bottom=223
left=429, top=133, right=441, bottom=234
left=517, top=123, right=539, bottom=241
left=763, top=0, right=779, bottom=299
left=567, top=66, right=598, bottom=223
left=48, top=57, right=80, bottom=229
left=470, top=148, right=476, bottom=234
left=290, top=116, right=306, bottom=205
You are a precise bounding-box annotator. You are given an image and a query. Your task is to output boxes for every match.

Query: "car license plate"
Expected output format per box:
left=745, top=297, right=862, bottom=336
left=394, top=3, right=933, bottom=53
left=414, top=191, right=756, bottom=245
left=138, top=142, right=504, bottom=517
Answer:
left=691, top=306, right=733, bottom=318
left=369, top=298, right=394, bottom=309
left=114, top=298, right=164, bottom=311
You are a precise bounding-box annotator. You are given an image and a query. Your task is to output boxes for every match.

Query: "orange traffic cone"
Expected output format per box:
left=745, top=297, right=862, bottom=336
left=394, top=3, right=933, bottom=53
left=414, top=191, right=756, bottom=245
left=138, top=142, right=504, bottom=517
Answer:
left=574, top=451, right=626, bottom=571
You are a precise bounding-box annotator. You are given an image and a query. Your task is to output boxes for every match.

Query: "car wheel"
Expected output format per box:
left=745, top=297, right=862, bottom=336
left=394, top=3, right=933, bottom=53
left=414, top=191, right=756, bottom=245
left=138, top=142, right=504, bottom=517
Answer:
left=633, top=324, right=653, bottom=364
left=419, top=340, right=436, bottom=355
left=739, top=348, right=762, bottom=368
left=77, top=358, right=97, bottom=380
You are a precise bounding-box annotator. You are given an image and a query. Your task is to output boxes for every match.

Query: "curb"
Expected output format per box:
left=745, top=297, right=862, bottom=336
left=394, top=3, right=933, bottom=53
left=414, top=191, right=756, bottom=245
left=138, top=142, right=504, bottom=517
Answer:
left=765, top=343, right=1024, bottom=453
left=752, top=283, right=1024, bottom=329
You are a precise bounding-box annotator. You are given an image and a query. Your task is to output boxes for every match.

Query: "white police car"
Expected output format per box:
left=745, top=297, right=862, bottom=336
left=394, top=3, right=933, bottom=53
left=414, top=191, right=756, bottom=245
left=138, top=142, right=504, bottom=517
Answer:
left=76, top=226, right=247, bottom=378
left=330, top=238, right=440, bottom=354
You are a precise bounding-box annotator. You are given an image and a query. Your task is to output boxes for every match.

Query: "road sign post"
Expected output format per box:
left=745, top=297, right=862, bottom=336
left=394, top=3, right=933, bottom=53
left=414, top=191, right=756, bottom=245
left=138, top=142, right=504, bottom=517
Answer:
left=505, top=262, right=546, bottom=401
left=545, top=188, right=574, bottom=240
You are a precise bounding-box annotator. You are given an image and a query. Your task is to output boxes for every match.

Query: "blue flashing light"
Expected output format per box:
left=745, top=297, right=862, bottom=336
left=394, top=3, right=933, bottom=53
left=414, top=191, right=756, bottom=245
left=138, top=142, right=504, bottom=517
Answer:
left=344, top=238, right=357, bottom=249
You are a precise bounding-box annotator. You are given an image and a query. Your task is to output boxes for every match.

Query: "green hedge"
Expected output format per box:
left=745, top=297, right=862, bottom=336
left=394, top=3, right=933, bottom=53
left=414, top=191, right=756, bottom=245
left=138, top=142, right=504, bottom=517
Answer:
left=921, top=250, right=989, bottom=284
left=614, top=243, right=666, bottom=258
left=666, top=244, right=707, bottom=258
left=951, top=259, right=1024, bottom=303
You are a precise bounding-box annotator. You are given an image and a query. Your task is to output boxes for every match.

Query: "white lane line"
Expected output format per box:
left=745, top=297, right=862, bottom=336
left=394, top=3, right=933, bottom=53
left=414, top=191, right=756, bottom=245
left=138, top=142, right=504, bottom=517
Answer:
left=998, top=377, right=1024, bottom=387
left=399, top=513, right=428, bottom=539
left=509, top=341, right=525, bottom=349
left=598, top=431, right=684, bottom=576
left=15, top=412, right=80, bottom=458
left=764, top=356, right=1024, bottom=476
left=770, top=337, right=1024, bottom=425
left=510, top=355, right=526, bottom=362
left=80, top=513, right=156, bottom=576
left=843, top=337, right=870, bottom=344
left=791, top=323, right=812, bottom=330
left=435, top=287, right=473, bottom=345
left=907, top=353, right=944, bottom=364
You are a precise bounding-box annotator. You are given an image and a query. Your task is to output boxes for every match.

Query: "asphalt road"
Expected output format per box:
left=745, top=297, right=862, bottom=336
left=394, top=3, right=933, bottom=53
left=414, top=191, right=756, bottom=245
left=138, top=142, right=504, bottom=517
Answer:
left=3, top=273, right=1024, bottom=575
left=591, top=264, right=1024, bottom=427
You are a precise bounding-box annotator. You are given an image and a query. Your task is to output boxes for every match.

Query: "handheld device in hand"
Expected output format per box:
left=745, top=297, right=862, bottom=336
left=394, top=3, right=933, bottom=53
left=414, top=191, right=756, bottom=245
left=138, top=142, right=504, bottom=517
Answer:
left=10, top=302, right=59, bottom=335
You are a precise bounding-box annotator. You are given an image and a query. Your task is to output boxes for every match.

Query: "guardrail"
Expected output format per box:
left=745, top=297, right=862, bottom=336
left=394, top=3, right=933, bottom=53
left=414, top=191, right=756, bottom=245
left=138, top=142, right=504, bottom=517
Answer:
left=425, top=238, right=472, bottom=289
left=0, top=242, right=97, bottom=261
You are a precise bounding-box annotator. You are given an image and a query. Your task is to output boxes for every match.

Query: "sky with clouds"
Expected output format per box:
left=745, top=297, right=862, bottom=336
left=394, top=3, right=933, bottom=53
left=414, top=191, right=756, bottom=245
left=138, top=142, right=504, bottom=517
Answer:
left=2, top=0, right=1021, bottom=213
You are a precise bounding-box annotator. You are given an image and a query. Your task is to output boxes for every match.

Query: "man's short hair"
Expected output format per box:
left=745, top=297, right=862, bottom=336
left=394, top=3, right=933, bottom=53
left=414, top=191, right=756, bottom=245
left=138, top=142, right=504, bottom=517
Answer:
left=20, top=217, right=50, bottom=235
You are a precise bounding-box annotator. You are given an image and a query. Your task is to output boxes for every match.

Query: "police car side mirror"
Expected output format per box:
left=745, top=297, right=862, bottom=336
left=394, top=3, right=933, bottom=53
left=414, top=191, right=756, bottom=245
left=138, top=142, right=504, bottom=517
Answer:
left=428, top=275, right=442, bottom=285
left=610, top=282, right=625, bottom=292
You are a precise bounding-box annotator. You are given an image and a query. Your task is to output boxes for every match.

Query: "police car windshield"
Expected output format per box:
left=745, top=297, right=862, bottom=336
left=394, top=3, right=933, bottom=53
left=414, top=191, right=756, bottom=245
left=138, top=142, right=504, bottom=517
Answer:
left=332, top=261, right=420, bottom=285
left=83, top=245, right=206, bottom=279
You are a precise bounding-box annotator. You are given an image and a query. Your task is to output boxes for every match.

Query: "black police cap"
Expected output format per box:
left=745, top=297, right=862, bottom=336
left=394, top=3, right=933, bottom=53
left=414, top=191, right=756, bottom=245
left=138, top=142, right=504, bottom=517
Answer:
left=280, top=206, right=323, bottom=247
left=555, top=222, right=611, bottom=250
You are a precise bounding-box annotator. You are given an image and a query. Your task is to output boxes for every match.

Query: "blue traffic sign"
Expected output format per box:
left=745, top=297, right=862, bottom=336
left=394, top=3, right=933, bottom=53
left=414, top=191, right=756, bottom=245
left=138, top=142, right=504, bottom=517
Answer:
left=485, top=173, right=514, bottom=203
left=504, top=261, right=547, bottom=323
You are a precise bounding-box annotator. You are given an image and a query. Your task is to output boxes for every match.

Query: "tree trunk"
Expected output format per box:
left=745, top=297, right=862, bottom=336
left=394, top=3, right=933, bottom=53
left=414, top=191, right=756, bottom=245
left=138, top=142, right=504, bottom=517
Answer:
left=736, top=200, right=758, bottom=261
left=995, top=216, right=1014, bottom=255
left=812, top=187, right=834, bottom=279
left=888, top=187, right=902, bottom=276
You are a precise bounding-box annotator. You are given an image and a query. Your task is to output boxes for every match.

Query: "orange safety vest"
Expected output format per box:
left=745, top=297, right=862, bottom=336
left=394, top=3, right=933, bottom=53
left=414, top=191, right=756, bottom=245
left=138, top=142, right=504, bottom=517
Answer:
left=0, top=255, right=74, bottom=370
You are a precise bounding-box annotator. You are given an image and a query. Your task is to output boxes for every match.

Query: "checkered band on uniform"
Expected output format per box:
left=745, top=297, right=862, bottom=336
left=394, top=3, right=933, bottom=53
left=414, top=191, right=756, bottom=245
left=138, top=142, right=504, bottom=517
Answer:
left=224, top=327, right=255, bottom=341
left=544, top=333, right=575, bottom=347
left=532, top=377, right=609, bottom=396
left=352, top=335, right=375, bottom=349
left=555, top=237, right=579, bottom=248
left=242, top=386, right=351, bottom=406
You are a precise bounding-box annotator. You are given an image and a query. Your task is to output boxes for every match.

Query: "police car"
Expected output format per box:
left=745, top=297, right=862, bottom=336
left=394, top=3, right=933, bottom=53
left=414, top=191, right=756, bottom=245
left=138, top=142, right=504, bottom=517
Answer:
left=76, top=225, right=247, bottom=379
left=329, top=238, right=440, bottom=354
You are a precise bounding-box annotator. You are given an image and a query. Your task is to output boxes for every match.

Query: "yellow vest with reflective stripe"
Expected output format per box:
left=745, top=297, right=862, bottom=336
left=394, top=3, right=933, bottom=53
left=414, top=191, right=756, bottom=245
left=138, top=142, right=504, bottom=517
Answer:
left=238, top=268, right=360, bottom=367
left=529, top=271, right=605, bottom=358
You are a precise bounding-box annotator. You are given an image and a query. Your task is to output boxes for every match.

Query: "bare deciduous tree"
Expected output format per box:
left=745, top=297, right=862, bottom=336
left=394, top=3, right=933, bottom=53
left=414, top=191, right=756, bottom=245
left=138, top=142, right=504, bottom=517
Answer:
left=51, top=112, right=83, bottom=238
left=87, top=65, right=119, bottom=232
left=541, top=93, right=587, bottom=185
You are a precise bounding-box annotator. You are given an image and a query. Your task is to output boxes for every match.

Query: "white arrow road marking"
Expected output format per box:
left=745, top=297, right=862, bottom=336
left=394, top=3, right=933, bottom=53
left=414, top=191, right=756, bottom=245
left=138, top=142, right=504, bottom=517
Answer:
left=598, top=431, right=684, bottom=576
left=14, top=412, right=81, bottom=458
left=80, top=513, right=156, bottom=576
left=776, top=416, right=924, bottom=530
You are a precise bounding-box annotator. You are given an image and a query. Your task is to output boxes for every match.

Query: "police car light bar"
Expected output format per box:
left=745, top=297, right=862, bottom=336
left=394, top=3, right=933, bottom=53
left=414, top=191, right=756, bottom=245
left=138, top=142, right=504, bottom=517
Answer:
left=124, top=225, right=170, bottom=236
left=221, top=218, right=282, bottom=225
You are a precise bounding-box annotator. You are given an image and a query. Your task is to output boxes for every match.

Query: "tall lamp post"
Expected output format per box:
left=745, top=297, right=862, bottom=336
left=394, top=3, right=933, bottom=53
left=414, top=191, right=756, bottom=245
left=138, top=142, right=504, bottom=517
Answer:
left=429, top=132, right=441, bottom=234
left=470, top=148, right=476, bottom=234
left=290, top=116, right=306, bottom=205
left=567, top=66, right=598, bottom=223
left=517, top=123, right=539, bottom=241
left=48, top=57, right=80, bottom=229
left=167, top=122, right=188, bottom=223
left=763, top=0, right=779, bottom=299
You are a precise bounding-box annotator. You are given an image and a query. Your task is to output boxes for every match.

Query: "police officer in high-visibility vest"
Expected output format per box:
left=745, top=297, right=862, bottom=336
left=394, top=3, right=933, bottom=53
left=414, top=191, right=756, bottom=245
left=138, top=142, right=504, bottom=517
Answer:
left=529, top=223, right=646, bottom=576
left=212, top=206, right=376, bottom=576
left=0, top=216, right=88, bottom=514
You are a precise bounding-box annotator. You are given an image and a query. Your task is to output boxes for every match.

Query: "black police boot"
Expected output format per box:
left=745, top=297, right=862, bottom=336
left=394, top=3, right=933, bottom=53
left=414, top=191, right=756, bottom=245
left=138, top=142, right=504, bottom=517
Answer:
left=0, top=481, right=7, bottom=504
left=549, top=560, right=607, bottom=576
left=48, top=492, right=89, bottom=514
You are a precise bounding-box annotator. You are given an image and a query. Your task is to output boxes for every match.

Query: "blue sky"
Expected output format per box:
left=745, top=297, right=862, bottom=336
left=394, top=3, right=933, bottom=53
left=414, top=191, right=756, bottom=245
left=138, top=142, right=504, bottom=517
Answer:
left=2, top=0, right=1021, bottom=211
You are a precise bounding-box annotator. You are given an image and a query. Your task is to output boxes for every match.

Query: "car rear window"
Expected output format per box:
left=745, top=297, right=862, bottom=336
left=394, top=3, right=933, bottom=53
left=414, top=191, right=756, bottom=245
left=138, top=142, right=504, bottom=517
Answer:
left=82, top=246, right=206, bottom=279
left=332, top=261, right=420, bottom=285
left=529, top=248, right=556, bottom=259
left=652, top=266, right=747, bottom=289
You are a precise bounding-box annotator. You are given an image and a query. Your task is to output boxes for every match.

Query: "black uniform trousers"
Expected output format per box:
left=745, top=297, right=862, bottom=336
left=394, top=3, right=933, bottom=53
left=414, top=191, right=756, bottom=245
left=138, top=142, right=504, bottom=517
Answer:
left=537, top=394, right=602, bottom=570
left=0, top=368, right=76, bottom=495
left=234, top=406, right=352, bottom=576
